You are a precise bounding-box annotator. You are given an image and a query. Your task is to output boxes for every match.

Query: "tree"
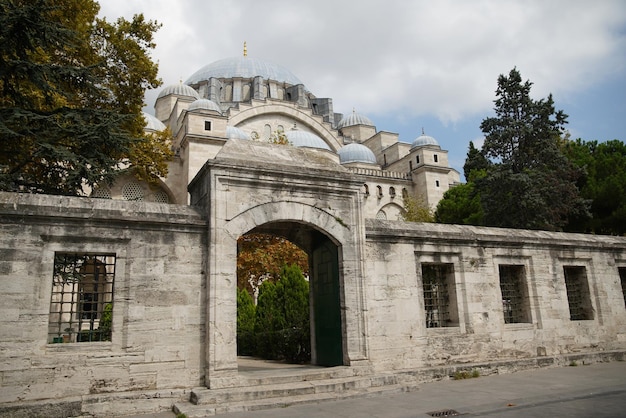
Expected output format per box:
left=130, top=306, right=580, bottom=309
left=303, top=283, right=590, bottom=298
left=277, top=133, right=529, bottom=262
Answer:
left=237, top=233, right=308, bottom=300
left=401, top=194, right=434, bottom=222
left=563, top=139, right=626, bottom=235
left=476, top=68, right=588, bottom=230
left=463, top=141, right=490, bottom=180
left=435, top=182, right=484, bottom=225
left=236, top=287, right=256, bottom=356
left=253, top=280, right=285, bottom=360
left=276, top=264, right=310, bottom=363
left=0, top=0, right=170, bottom=195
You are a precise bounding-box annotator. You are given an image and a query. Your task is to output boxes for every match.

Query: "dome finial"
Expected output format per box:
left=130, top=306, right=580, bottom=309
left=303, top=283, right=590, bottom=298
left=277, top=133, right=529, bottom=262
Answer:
left=243, top=41, right=247, bottom=57
left=422, top=127, right=425, bottom=135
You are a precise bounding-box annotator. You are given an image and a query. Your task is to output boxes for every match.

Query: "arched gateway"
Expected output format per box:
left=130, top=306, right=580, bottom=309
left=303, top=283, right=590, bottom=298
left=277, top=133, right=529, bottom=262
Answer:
left=189, top=138, right=370, bottom=388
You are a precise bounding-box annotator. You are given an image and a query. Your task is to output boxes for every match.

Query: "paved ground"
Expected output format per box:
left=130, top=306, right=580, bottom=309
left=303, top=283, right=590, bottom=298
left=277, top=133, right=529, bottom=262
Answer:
left=130, top=361, right=626, bottom=418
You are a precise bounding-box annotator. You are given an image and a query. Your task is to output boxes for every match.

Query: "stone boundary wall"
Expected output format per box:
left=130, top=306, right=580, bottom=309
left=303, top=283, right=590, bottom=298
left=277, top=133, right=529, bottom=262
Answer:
left=363, top=219, right=626, bottom=371
left=0, top=192, right=207, bottom=417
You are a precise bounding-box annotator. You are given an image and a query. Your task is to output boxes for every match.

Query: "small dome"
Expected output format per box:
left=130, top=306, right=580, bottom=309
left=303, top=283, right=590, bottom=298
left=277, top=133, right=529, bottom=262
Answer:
left=226, top=126, right=250, bottom=140
left=142, top=112, right=166, bottom=132
left=338, top=143, right=377, bottom=165
left=411, top=131, right=439, bottom=149
left=337, top=110, right=374, bottom=129
left=186, top=56, right=304, bottom=87
left=188, top=99, right=222, bottom=114
left=285, top=129, right=331, bottom=151
left=157, top=83, right=200, bottom=99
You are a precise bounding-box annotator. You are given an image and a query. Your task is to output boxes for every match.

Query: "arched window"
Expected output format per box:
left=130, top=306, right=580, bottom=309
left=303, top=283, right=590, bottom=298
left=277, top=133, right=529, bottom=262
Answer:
left=376, top=185, right=383, bottom=198
left=363, top=184, right=370, bottom=196
left=122, top=182, right=144, bottom=201
left=389, top=187, right=396, bottom=198
left=376, top=210, right=387, bottom=220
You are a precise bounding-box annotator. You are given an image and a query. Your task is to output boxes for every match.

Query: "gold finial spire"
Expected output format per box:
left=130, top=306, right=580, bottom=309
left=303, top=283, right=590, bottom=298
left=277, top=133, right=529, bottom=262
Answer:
left=422, top=127, right=425, bottom=135
left=243, top=41, right=247, bottom=57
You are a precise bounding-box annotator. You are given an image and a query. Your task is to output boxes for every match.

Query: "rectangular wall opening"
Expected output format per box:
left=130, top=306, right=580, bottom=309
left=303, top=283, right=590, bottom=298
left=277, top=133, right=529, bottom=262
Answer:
left=498, top=264, right=531, bottom=324
left=421, top=263, right=458, bottom=328
left=563, top=266, right=593, bottom=321
left=48, top=253, right=116, bottom=343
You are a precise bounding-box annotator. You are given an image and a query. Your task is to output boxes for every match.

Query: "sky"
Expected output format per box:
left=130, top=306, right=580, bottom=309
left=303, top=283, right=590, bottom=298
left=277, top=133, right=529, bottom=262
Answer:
left=98, top=0, right=626, bottom=178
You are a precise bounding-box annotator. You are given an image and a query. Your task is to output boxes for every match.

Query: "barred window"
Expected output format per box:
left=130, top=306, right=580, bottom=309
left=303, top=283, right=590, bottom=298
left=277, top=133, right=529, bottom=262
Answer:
left=422, top=263, right=457, bottom=328
left=498, top=265, right=531, bottom=324
left=563, top=266, right=593, bottom=321
left=48, top=253, right=116, bottom=343
left=619, top=267, right=626, bottom=307
left=122, top=182, right=144, bottom=201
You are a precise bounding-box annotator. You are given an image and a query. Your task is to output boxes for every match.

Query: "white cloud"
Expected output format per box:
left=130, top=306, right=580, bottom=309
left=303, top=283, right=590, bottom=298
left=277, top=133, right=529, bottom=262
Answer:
left=98, top=0, right=626, bottom=136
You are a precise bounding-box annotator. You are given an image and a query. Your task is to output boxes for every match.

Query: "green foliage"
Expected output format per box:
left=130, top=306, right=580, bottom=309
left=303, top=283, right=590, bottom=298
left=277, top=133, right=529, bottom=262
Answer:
left=563, top=139, right=626, bottom=235
left=252, top=265, right=310, bottom=363
left=268, top=130, right=290, bottom=145
left=475, top=68, right=588, bottom=230
left=435, top=182, right=484, bottom=225
left=0, top=0, right=169, bottom=195
left=463, top=141, right=490, bottom=181
left=401, top=194, right=434, bottom=222
left=276, top=264, right=310, bottom=363
left=453, top=369, right=480, bottom=380
left=99, top=302, right=113, bottom=340
left=236, top=288, right=256, bottom=356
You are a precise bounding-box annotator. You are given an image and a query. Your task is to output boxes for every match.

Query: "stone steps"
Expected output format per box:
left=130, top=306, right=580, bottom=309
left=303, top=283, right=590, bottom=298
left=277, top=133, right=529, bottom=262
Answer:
left=173, top=371, right=419, bottom=417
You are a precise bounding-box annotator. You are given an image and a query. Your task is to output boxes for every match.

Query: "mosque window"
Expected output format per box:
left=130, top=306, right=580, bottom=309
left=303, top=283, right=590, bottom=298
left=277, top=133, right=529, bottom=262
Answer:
left=364, top=184, right=370, bottom=196
left=376, top=186, right=383, bottom=198
left=154, top=190, right=170, bottom=203
left=376, top=210, right=387, bottom=220
left=498, top=265, right=531, bottom=324
left=402, top=188, right=408, bottom=199
left=91, top=188, right=111, bottom=199
left=204, top=121, right=212, bottom=131
left=435, top=180, right=440, bottom=188
left=409, top=161, right=413, bottom=171
left=389, top=187, right=396, bottom=198
left=416, top=155, right=420, bottom=164
left=48, top=253, right=116, bottom=343
left=620, top=267, right=626, bottom=306
left=421, top=263, right=458, bottom=328
left=563, top=266, right=593, bottom=321
left=122, top=182, right=144, bottom=201
left=434, top=154, right=438, bottom=163
left=383, top=154, right=387, bottom=166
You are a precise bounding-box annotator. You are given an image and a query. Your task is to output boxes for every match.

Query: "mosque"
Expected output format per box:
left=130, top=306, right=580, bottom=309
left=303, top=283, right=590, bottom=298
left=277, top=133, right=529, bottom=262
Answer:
left=1, top=50, right=625, bottom=417
left=105, top=46, right=460, bottom=218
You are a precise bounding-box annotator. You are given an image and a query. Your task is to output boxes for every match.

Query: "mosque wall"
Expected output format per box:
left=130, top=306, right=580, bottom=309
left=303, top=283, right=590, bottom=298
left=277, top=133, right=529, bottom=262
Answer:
left=0, top=193, right=207, bottom=415
left=363, top=219, right=626, bottom=371
left=1, top=189, right=626, bottom=415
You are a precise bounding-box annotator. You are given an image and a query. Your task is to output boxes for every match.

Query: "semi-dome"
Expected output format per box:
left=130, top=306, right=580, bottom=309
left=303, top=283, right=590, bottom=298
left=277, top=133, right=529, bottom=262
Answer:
left=226, top=126, right=250, bottom=140
left=157, top=83, right=200, bottom=99
left=188, top=99, right=222, bottom=114
left=411, top=131, right=439, bottom=149
left=185, top=56, right=304, bottom=87
left=337, top=110, right=374, bottom=129
left=285, top=129, right=331, bottom=151
left=338, top=143, right=377, bottom=165
left=142, top=112, right=166, bottom=132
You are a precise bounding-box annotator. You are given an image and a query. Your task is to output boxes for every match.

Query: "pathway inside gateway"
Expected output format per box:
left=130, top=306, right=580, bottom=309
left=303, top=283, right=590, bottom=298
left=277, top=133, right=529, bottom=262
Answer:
left=238, top=222, right=345, bottom=367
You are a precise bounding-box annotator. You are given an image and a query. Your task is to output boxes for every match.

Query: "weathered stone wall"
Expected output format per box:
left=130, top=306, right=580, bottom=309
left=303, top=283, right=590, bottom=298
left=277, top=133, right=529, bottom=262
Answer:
left=0, top=192, right=207, bottom=416
left=364, top=219, right=626, bottom=371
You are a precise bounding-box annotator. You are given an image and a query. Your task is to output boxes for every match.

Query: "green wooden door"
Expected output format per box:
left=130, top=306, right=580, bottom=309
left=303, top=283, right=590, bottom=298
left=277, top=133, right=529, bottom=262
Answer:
left=312, top=240, right=343, bottom=366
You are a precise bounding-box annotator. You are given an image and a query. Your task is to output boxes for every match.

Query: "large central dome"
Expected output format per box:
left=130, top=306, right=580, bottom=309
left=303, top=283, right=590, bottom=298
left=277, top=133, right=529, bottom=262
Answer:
left=185, top=56, right=304, bottom=86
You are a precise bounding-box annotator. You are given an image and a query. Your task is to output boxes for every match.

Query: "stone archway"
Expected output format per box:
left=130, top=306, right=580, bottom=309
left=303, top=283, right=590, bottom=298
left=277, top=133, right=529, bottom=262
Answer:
left=240, top=222, right=344, bottom=367
left=188, top=139, right=370, bottom=388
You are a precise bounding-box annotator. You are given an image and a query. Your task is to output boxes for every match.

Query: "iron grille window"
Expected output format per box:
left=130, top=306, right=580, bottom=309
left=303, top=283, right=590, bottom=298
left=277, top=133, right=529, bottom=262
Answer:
left=619, top=267, right=626, bottom=307
left=563, top=266, right=593, bottom=321
left=422, top=264, right=455, bottom=328
left=48, top=253, right=116, bottom=343
left=498, top=265, right=530, bottom=324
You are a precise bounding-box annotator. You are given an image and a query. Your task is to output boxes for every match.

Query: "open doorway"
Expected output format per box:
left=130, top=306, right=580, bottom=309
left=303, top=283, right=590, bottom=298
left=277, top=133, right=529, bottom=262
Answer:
left=236, top=222, right=344, bottom=367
